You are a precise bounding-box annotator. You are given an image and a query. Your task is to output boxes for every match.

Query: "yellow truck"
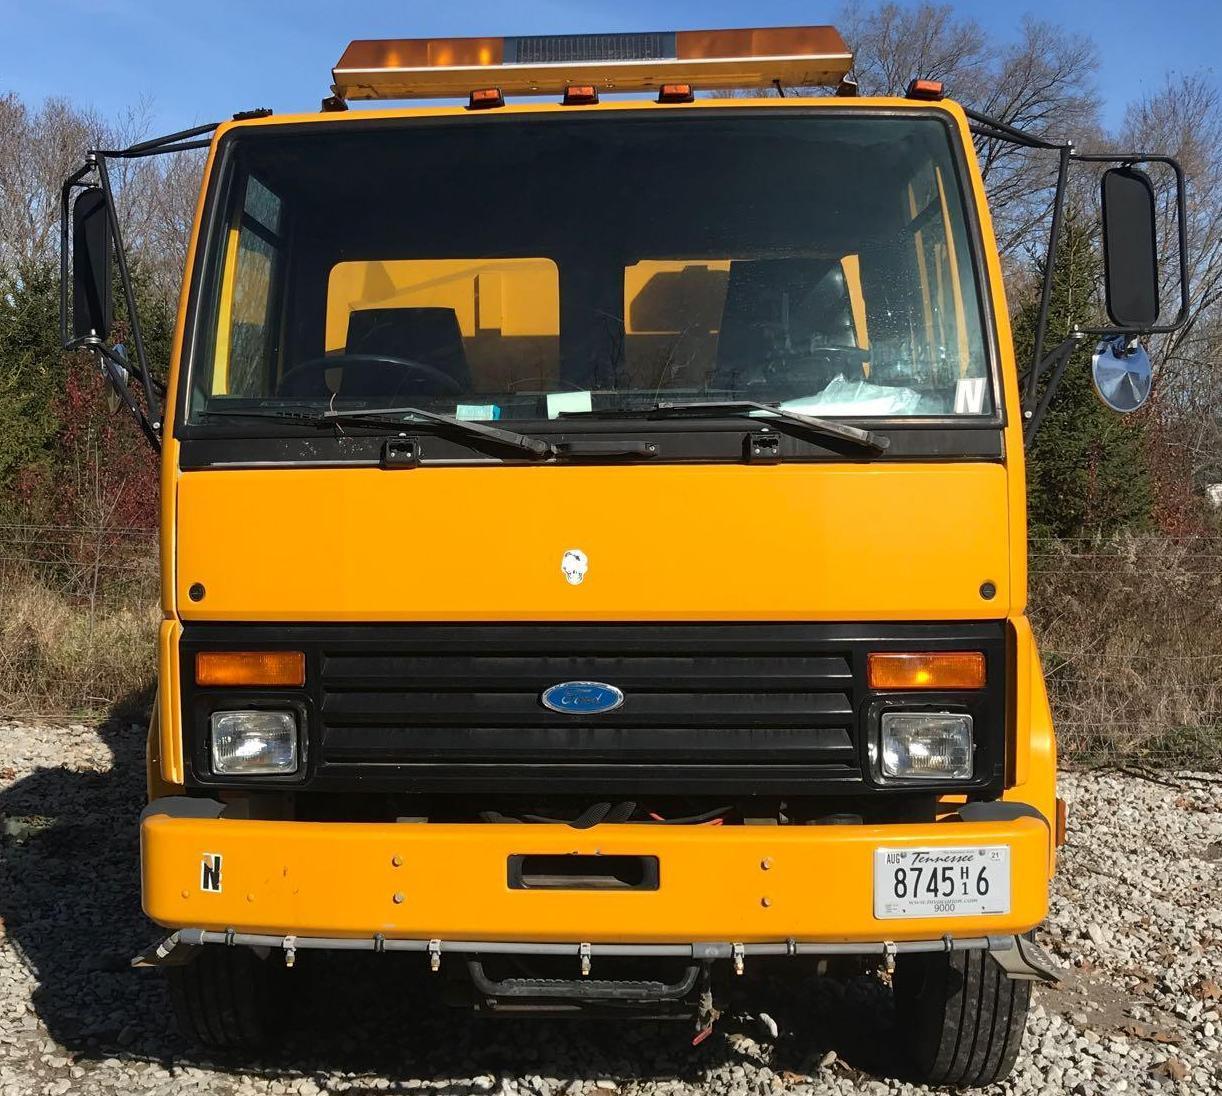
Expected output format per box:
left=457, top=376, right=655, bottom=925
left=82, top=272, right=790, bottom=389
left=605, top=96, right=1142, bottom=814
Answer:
left=60, top=25, right=1187, bottom=1087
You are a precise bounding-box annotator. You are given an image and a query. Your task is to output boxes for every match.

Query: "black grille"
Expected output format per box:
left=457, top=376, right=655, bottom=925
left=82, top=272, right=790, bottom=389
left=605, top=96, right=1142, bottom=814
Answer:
left=320, top=642, right=855, bottom=767
left=505, top=33, right=676, bottom=65
left=181, top=622, right=1007, bottom=795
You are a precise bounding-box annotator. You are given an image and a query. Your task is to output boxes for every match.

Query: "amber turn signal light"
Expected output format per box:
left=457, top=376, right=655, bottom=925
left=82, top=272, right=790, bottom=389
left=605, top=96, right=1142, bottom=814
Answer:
left=867, top=651, right=985, bottom=690
left=196, top=650, right=306, bottom=688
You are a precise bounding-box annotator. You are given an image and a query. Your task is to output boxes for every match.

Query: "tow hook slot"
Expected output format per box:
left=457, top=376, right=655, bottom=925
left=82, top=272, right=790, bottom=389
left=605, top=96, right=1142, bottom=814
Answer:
left=381, top=437, right=420, bottom=468
left=507, top=853, right=659, bottom=891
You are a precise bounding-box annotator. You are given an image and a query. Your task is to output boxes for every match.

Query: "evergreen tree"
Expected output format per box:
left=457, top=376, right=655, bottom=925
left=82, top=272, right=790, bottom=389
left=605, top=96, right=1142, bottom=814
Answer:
left=1014, top=211, right=1153, bottom=538
left=0, top=264, right=66, bottom=505
left=0, top=257, right=171, bottom=525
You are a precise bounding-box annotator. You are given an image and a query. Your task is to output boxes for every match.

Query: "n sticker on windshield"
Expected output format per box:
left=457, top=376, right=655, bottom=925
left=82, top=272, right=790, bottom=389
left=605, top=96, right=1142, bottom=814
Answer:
left=954, top=377, right=989, bottom=414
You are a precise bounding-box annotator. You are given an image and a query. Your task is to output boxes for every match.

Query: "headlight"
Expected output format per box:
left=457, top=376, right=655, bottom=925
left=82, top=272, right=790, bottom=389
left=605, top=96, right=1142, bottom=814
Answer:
left=880, top=711, right=973, bottom=781
left=210, top=710, right=299, bottom=775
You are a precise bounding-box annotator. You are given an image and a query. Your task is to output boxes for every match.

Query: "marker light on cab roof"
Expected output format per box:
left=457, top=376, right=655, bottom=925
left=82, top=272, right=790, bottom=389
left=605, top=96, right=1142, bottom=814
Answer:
left=331, top=26, right=853, bottom=101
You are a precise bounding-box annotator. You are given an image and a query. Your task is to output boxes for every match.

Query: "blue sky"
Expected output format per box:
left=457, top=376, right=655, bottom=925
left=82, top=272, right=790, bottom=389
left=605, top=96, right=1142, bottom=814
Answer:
left=4, top=0, right=1218, bottom=133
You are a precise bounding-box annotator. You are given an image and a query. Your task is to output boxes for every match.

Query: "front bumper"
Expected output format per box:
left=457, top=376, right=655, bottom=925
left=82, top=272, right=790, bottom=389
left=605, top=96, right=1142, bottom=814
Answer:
left=141, top=806, right=1050, bottom=943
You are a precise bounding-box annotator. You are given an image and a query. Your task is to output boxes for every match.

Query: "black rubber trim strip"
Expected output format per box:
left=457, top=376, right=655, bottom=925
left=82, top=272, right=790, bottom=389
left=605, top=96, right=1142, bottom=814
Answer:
left=955, top=802, right=1047, bottom=826
left=177, top=425, right=1005, bottom=469
left=141, top=796, right=226, bottom=822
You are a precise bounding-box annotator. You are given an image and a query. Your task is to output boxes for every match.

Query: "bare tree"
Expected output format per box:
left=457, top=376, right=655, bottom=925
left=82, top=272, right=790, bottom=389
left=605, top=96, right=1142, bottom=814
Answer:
left=139, top=146, right=204, bottom=305
left=0, top=94, right=110, bottom=275
left=839, top=2, right=991, bottom=98
left=1120, top=74, right=1222, bottom=488
left=0, top=91, right=202, bottom=306
left=839, top=5, right=1101, bottom=258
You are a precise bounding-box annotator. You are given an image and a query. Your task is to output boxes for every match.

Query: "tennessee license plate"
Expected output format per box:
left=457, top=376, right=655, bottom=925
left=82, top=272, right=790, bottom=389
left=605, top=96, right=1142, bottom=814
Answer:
left=873, top=846, right=1011, bottom=918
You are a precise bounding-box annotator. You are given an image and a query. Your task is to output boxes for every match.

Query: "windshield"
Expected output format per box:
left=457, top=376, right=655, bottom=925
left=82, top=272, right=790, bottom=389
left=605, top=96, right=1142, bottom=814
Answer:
left=186, top=111, right=994, bottom=427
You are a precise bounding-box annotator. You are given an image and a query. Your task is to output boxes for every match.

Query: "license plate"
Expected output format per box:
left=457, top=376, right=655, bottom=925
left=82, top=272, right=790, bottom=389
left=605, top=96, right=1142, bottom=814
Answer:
left=873, top=846, right=1011, bottom=919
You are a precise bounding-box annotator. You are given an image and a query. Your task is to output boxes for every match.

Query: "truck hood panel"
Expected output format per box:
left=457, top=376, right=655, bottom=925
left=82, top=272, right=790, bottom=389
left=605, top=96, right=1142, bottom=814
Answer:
left=174, top=463, right=1009, bottom=621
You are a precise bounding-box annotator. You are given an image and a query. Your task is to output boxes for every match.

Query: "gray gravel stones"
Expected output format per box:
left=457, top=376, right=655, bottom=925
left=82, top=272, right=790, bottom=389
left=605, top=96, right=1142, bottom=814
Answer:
left=1, top=719, right=1220, bottom=1094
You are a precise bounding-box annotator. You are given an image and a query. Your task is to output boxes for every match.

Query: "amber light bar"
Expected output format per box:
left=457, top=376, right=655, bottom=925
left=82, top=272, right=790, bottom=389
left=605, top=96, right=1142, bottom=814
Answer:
left=331, top=26, right=853, bottom=101
left=867, top=652, right=986, bottom=691
left=196, top=650, right=306, bottom=688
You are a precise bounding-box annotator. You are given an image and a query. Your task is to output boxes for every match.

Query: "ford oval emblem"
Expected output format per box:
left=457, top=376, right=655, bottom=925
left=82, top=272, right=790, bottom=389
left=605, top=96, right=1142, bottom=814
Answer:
left=541, top=681, right=625, bottom=715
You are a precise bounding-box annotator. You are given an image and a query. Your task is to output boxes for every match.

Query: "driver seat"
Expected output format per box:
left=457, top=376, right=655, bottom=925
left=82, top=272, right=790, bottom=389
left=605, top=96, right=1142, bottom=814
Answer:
left=342, top=307, right=472, bottom=396
left=712, top=258, right=859, bottom=390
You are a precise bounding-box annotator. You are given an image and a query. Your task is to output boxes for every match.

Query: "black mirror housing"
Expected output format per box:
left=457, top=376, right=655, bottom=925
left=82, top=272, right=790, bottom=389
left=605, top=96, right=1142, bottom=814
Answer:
left=1100, top=166, right=1160, bottom=329
left=72, top=187, right=112, bottom=340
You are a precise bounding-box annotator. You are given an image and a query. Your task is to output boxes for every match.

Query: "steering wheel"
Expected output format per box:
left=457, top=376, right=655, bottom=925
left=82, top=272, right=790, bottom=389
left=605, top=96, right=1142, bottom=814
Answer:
left=721, top=345, right=871, bottom=392
left=277, top=353, right=464, bottom=399
left=776, top=345, right=871, bottom=376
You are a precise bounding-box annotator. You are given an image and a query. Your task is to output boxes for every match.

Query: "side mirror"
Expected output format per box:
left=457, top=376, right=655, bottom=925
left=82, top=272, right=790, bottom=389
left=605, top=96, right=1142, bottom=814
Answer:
left=72, top=187, right=112, bottom=340
left=1100, top=166, right=1159, bottom=329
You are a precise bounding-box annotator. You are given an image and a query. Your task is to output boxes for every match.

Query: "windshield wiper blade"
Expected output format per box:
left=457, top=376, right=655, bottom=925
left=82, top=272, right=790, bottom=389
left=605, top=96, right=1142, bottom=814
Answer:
left=199, top=406, right=555, bottom=460
left=324, top=405, right=554, bottom=458
left=560, top=400, right=889, bottom=454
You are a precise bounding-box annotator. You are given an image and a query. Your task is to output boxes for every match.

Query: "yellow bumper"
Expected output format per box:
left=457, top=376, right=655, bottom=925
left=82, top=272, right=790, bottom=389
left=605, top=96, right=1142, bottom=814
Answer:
left=141, top=813, right=1049, bottom=944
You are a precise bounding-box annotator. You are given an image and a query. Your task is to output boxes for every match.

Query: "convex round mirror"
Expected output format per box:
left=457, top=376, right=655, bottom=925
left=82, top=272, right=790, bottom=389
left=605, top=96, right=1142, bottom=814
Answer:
left=1091, top=335, right=1152, bottom=413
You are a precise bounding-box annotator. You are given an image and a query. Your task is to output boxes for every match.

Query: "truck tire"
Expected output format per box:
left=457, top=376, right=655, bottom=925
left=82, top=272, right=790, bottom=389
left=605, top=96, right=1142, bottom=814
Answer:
left=893, top=947, right=1030, bottom=1087
left=167, top=946, right=284, bottom=1049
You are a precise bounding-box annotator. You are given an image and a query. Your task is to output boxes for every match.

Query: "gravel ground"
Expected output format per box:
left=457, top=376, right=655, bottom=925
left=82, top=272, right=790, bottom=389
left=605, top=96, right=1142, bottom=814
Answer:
left=0, top=717, right=1219, bottom=1096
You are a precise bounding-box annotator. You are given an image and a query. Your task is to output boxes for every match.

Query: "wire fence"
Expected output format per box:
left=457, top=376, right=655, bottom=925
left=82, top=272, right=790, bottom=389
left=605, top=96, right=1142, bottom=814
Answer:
left=0, top=523, right=1218, bottom=768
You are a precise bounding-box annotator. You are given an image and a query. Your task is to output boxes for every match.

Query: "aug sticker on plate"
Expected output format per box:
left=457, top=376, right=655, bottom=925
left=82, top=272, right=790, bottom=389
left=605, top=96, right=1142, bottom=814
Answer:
left=873, top=846, right=1011, bottom=919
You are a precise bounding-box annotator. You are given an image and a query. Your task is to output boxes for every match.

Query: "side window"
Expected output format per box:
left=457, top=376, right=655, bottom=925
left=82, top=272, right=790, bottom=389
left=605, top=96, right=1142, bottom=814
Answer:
left=212, top=176, right=284, bottom=395
left=905, top=161, right=990, bottom=412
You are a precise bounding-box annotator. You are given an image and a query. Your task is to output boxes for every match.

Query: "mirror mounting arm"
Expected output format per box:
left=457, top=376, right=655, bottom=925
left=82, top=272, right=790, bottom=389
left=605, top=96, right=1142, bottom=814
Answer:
left=92, top=153, right=161, bottom=435
left=59, top=120, right=221, bottom=455
left=1020, top=333, right=1086, bottom=445
left=66, top=336, right=162, bottom=451
left=1026, top=145, right=1074, bottom=410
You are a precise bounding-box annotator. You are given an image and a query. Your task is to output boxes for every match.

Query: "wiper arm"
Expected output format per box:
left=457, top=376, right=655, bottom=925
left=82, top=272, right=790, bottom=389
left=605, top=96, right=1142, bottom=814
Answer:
left=198, top=406, right=555, bottom=460
left=560, top=400, right=889, bottom=454
left=324, top=405, right=554, bottom=458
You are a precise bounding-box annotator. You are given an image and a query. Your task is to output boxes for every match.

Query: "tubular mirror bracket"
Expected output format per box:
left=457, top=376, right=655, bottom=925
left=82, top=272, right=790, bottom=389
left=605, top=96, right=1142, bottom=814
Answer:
left=965, top=109, right=1191, bottom=445
left=59, top=120, right=222, bottom=452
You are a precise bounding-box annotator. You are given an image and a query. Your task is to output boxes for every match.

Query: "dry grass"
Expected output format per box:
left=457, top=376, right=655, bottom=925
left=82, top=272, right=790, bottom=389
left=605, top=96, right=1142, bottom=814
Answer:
left=0, top=562, right=158, bottom=718
left=1030, top=533, right=1222, bottom=767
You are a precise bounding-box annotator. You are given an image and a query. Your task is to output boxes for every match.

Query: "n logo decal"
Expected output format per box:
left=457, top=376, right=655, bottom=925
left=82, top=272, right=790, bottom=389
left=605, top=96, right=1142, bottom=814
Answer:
left=201, top=853, right=223, bottom=893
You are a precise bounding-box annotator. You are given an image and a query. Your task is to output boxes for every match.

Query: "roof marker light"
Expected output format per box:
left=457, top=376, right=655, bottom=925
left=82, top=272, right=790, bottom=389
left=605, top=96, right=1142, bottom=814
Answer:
left=562, top=84, right=599, bottom=106
left=657, top=82, right=695, bottom=103
left=468, top=86, right=506, bottom=110
left=906, top=78, right=945, bottom=101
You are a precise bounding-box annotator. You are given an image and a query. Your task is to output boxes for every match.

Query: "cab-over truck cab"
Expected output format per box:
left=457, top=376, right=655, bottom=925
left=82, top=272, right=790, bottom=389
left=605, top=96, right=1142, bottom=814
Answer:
left=61, top=25, right=1187, bottom=1088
